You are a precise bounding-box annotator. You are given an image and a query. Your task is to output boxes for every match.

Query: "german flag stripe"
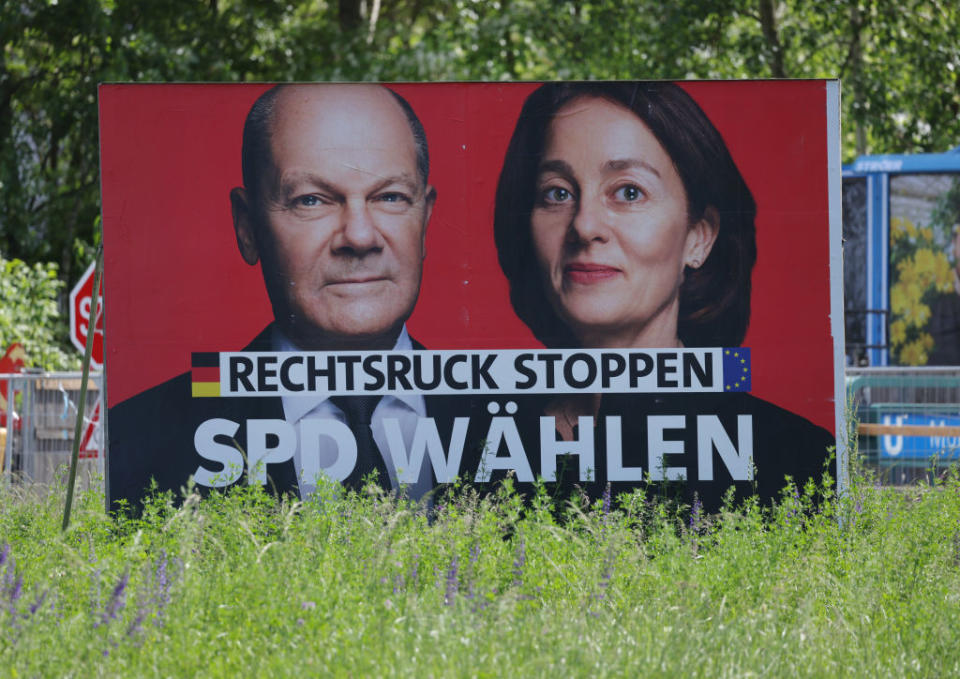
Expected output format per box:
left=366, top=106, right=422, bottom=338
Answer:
left=191, top=366, right=220, bottom=383
left=192, top=382, right=220, bottom=398
left=191, top=352, right=219, bottom=368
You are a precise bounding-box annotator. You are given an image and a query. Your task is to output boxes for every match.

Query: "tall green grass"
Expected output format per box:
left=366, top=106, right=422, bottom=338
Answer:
left=2, top=467, right=959, bottom=677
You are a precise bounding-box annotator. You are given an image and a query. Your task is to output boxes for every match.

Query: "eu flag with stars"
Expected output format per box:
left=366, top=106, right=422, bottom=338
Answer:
left=723, top=348, right=751, bottom=392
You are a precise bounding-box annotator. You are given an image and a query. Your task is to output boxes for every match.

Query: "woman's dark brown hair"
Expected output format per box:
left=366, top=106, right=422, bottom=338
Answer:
left=493, top=82, right=757, bottom=348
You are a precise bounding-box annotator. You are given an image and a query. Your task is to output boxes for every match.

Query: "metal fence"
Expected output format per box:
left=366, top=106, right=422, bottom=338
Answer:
left=1, top=371, right=103, bottom=489
left=847, top=366, right=960, bottom=484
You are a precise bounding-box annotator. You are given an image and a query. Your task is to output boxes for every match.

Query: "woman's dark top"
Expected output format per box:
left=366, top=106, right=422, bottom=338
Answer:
left=467, top=391, right=835, bottom=513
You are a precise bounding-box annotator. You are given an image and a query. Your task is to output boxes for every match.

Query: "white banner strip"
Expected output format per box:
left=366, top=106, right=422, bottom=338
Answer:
left=199, top=348, right=751, bottom=397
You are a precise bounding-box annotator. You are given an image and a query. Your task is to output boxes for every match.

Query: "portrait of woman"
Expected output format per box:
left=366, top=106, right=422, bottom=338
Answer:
left=492, top=82, right=834, bottom=508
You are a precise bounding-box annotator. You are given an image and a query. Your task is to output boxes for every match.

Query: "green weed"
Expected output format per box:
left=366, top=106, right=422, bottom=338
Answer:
left=1, top=467, right=959, bottom=677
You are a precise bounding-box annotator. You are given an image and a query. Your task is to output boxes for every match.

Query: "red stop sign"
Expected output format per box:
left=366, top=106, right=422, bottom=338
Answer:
left=69, top=261, right=104, bottom=369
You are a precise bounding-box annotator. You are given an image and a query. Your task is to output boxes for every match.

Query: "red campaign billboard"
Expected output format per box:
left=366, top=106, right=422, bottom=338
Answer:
left=99, top=81, right=844, bottom=512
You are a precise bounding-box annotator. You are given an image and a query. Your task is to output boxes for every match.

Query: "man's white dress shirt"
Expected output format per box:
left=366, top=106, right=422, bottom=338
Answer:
left=272, top=325, right=432, bottom=500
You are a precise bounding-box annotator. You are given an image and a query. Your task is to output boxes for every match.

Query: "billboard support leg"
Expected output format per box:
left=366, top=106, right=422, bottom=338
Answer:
left=63, top=245, right=103, bottom=531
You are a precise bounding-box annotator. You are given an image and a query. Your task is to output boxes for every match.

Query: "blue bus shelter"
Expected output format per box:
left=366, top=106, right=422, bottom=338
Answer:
left=842, top=146, right=960, bottom=366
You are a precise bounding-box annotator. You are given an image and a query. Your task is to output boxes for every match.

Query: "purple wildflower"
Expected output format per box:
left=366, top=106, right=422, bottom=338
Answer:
left=465, top=543, right=480, bottom=601
left=409, top=555, right=420, bottom=585
left=126, top=610, right=146, bottom=639
left=155, top=551, right=168, bottom=595
left=28, top=590, right=48, bottom=616
left=97, top=571, right=128, bottom=628
left=444, top=554, right=459, bottom=606
left=786, top=488, right=801, bottom=519
left=689, top=496, right=702, bottom=530
left=125, top=579, right=154, bottom=644
left=109, top=573, right=129, bottom=613
left=90, top=567, right=103, bottom=618
left=7, top=573, right=23, bottom=614
left=0, top=543, right=9, bottom=569
left=3, top=561, right=23, bottom=627
left=587, top=550, right=616, bottom=617
left=512, top=539, right=526, bottom=587
left=602, top=483, right=611, bottom=516
left=596, top=546, right=615, bottom=602
left=469, top=543, right=480, bottom=566
left=597, top=565, right=613, bottom=600
left=150, top=550, right=178, bottom=626
left=2, top=551, right=14, bottom=588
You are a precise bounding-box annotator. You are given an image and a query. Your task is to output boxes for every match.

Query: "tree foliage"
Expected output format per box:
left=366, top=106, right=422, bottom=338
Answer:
left=1, top=0, right=959, bottom=287
left=0, top=255, right=76, bottom=370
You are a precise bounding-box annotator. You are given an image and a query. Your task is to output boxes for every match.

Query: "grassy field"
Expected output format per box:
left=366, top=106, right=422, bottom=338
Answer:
left=2, top=468, right=960, bottom=678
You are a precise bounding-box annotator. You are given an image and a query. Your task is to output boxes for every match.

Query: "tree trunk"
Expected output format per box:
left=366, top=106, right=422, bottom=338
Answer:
left=339, top=0, right=362, bottom=32
left=848, top=3, right=867, bottom=156
left=758, top=0, right=786, bottom=78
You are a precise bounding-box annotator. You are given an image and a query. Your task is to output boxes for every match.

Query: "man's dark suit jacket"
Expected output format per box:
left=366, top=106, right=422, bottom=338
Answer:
left=107, top=326, right=488, bottom=512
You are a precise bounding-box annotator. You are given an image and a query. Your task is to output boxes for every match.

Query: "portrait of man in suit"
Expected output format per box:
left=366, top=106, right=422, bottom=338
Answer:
left=108, top=84, right=457, bottom=510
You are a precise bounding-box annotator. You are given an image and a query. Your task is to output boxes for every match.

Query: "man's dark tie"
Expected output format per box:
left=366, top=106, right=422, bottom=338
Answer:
left=329, top=395, right=391, bottom=491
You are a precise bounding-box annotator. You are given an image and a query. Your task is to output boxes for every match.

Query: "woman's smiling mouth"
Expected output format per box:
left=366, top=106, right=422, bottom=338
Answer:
left=563, top=262, right=620, bottom=284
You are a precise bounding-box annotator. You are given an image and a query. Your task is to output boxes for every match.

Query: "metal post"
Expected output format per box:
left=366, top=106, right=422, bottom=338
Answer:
left=22, top=375, right=34, bottom=480
left=94, top=376, right=105, bottom=477
left=63, top=247, right=103, bottom=531
left=2, top=376, right=13, bottom=479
